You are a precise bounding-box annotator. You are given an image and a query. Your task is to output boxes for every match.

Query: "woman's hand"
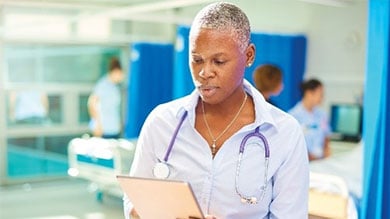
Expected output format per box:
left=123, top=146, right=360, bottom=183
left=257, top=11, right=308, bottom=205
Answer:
left=130, top=208, right=140, bottom=219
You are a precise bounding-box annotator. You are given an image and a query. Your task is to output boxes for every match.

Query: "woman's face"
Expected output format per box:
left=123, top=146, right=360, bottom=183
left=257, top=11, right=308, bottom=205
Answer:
left=189, top=28, right=254, bottom=104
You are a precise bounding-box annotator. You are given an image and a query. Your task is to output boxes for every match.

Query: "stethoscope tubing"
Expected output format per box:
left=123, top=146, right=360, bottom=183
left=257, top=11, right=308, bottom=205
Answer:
left=240, top=126, right=270, bottom=158
left=163, top=110, right=188, bottom=162
left=157, top=109, right=271, bottom=204
left=235, top=126, right=270, bottom=203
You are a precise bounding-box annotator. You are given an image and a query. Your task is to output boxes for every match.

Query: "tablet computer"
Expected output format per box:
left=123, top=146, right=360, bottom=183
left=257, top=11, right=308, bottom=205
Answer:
left=117, top=175, right=205, bottom=219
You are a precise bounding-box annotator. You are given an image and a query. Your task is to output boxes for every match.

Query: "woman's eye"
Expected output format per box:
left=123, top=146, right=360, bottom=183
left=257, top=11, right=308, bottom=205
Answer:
left=192, top=57, right=203, bottom=64
left=214, top=60, right=226, bottom=65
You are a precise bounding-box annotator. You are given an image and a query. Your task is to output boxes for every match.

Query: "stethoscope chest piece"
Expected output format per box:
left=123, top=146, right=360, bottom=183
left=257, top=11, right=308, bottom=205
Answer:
left=153, top=162, right=170, bottom=179
left=241, top=196, right=258, bottom=205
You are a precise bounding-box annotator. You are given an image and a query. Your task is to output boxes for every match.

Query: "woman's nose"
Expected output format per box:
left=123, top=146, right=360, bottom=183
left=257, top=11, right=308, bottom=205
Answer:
left=199, top=63, right=215, bottom=78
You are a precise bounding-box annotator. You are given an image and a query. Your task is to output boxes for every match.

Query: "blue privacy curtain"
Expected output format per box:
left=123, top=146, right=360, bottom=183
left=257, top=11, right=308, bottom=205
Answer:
left=124, top=43, right=174, bottom=138
left=360, top=1, right=390, bottom=218
left=173, top=26, right=306, bottom=111
left=245, top=33, right=306, bottom=111
left=173, top=26, right=193, bottom=98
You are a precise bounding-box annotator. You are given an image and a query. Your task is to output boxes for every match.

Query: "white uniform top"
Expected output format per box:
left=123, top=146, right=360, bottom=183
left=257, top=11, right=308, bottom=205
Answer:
left=124, top=80, right=309, bottom=219
left=289, top=101, right=331, bottom=159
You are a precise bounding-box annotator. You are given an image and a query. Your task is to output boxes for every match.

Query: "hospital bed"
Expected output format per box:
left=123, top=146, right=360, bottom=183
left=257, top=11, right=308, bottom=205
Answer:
left=67, top=136, right=136, bottom=202
left=309, top=172, right=352, bottom=219
left=309, top=141, right=362, bottom=219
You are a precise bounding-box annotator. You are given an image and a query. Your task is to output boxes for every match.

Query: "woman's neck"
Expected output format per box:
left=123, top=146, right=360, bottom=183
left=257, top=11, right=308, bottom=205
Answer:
left=202, top=90, right=247, bottom=115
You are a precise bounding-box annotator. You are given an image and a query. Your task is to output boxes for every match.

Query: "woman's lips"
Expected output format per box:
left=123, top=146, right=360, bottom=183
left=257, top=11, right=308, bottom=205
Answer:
left=198, top=85, right=217, bottom=98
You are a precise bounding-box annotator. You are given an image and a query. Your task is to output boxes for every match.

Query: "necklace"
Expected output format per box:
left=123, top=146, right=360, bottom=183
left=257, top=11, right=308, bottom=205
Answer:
left=202, top=93, right=248, bottom=156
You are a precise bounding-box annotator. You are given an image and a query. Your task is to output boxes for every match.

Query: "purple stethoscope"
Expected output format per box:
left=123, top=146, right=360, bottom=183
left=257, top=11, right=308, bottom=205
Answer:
left=153, top=110, right=270, bottom=204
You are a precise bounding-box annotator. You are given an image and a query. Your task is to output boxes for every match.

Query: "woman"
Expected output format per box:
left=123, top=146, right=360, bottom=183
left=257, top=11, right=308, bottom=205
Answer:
left=124, top=2, right=309, bottom=218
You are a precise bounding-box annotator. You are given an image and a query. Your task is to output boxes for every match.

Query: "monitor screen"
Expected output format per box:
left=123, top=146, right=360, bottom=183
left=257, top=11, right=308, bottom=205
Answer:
left=330, top=104, right=362, bottom=142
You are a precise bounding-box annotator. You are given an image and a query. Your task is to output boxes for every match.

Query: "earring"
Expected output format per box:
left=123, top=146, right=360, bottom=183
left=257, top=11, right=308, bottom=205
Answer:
left=247, top=62, right=252, bottom=67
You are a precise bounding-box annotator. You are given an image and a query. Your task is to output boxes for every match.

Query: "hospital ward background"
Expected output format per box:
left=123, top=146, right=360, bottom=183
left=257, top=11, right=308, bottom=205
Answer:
left=0, top=0, right=389, bottom=219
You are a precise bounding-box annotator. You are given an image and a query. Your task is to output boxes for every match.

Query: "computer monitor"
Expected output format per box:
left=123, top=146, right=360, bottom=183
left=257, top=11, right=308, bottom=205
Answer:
left=330, top=103, right=362, bottom=142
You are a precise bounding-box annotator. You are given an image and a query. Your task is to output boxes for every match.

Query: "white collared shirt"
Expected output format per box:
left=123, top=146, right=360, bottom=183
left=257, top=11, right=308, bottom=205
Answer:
left=124, top=80, right=309, bottom=219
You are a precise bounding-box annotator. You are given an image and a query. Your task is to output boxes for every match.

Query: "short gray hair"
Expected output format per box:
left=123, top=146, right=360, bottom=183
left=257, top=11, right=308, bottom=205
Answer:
left=189, top=2, right=251, bottom=52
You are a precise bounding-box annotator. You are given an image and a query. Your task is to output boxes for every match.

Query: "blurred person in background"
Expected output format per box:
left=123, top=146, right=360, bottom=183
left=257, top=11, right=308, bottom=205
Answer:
left=289, top=78, right=331, bottom=161
left=9, top=90, right=49, bottom=124
left=88, top=57, right=125, bottom=139
left=252, top=64, right=283, bottom=106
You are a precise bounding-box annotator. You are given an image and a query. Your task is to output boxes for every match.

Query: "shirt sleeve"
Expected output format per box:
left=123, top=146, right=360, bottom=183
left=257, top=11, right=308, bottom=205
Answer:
left=122, top=111, right=159, bottom=219
left=269, top=120, right=310, bottom=219
left=123, top=194, right=133, bottom=219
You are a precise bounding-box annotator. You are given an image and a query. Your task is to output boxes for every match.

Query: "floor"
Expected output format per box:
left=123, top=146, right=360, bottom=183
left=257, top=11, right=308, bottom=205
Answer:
left=0, top=177, right=124, bottom=219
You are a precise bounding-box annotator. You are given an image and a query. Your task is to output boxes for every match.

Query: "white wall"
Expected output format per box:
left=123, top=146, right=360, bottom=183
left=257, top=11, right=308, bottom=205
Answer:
left=241, top=1, right=312, bottom=34
left=305, top=2, right=367, bottom=111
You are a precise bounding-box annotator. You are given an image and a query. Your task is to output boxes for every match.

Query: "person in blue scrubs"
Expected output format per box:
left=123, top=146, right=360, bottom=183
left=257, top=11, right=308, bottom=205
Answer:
left=289, top=78, right=332, bottom=161
left=124, top=2, right=309, bottom=219
left=88, top=57, right=124, bottom=139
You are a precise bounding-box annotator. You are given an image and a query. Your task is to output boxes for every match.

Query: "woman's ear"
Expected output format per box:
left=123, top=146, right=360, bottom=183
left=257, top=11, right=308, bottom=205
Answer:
left=245, top=43, right=256, bottom=67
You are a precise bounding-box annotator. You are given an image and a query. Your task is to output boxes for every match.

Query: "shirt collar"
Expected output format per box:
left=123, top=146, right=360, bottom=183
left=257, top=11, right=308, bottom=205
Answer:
left=243, top=80, right=278, bottom=130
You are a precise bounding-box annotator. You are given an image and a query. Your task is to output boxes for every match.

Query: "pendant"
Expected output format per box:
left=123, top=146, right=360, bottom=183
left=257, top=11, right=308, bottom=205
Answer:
left=211, top=141, right=216, bottom=155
